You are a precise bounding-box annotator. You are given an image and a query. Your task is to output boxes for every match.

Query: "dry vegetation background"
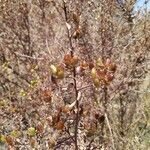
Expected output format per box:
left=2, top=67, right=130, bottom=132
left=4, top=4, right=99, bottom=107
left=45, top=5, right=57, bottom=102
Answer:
left=0, top=0, right=150, bottom=149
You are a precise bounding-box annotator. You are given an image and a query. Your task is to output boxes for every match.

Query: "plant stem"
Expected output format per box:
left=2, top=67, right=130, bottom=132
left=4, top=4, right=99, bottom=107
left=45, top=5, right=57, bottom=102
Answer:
left=62, top=1, right=79, bottom=149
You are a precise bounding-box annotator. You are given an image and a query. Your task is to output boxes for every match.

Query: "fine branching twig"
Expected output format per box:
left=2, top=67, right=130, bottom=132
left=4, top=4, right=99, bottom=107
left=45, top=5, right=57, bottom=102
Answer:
left=62, top=1, right=79, bottom=149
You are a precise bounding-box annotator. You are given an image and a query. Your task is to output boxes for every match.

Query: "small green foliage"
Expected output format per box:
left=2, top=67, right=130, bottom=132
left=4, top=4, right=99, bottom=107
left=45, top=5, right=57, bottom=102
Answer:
left=2, top=61, right=10, bottom=70
left=0, top=99, right=8, bottom=108
left=27, top=127, right=37, bottom=137
left=0, top=135, right=6, bottom=143
left=30, top=79, right=38, bottom=87
left=19, top=89, right=27, bottom=97
left=10, top=130, right=21, bottom=138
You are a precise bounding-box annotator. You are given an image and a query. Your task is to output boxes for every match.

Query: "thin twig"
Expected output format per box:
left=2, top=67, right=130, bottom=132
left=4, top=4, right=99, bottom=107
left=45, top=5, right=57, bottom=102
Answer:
left=62, top=1, right=79, bottom=149
left=14, top=52, right=44, bottom=60
left=105, top=113, right=116, bottom=150
left=77, top=84, right=93, bottom=92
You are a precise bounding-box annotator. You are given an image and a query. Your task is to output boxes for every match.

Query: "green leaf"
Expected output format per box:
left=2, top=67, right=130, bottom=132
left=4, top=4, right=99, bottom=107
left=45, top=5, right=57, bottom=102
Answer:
left=27, top=127, right=36, bottom=137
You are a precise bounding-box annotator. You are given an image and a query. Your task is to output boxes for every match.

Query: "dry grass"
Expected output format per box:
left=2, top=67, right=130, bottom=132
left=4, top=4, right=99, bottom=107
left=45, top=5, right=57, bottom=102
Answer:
left=0, top=0, right=150, bottom=149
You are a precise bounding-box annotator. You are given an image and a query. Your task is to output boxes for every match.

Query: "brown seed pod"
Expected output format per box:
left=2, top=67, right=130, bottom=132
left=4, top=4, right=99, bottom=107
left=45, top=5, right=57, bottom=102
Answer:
left=72, top=27, right=82, bottom=39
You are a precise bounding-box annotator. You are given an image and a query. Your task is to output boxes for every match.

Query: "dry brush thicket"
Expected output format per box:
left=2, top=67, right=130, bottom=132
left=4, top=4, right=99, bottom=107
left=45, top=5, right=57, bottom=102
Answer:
left=0, top=0, right=150, bottom=149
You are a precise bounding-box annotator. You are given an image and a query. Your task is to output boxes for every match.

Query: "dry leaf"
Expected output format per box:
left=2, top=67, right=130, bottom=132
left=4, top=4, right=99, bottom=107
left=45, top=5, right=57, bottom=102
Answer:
left=5, top=135, right=14, bottom=146
left=55, top=121, right=65, bottom=130
left=66, top=22, right=71, bottom=30
left=36, top=123, right=44, bottom=134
